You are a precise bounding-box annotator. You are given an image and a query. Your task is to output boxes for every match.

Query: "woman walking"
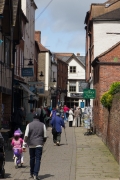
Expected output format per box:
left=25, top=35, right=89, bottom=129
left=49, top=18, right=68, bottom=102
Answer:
left=68, top=108, right=74, bottom=127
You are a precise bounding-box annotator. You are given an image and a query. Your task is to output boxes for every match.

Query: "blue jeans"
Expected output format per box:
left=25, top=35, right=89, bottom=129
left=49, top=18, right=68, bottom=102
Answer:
left=29, top=147, right=43, bottom=176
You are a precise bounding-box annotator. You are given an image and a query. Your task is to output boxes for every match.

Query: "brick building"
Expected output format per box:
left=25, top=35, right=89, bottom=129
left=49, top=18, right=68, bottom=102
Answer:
left=92, top=42, right=120, bottom=136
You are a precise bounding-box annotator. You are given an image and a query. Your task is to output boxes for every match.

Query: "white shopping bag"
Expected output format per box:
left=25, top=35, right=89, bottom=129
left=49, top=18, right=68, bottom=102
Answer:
left=72, top=118, right=76, bottom=127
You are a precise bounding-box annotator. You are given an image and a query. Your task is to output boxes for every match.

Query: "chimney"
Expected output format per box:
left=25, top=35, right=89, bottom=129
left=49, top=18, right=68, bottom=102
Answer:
left=77, top=53, right=80, bottom=56
left=35, top=31, right=41, bottom=43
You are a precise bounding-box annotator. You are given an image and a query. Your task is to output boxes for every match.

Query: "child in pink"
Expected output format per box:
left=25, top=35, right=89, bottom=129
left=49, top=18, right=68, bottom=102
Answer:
left=11, top=130, right=24, bottom=164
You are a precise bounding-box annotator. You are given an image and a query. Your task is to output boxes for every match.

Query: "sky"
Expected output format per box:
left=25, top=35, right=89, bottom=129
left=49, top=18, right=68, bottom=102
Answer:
left=34, top=0, right=106, bottom=55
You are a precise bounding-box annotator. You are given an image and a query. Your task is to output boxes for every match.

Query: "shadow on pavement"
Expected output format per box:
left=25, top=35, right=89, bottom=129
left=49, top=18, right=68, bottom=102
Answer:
left=5, top=150, right=13, bottom=162
left=40, top=174, right=54, bottom=179
left=4, top=173, right=11, bottom=179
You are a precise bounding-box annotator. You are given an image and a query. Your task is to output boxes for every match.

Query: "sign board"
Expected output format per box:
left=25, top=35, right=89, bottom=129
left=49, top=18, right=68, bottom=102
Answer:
left=29, top=82, right=44, bottom=94
left=70, top=93, right=83, bottom=98
left=83, top=89, right=96, bottom=99
left=80, top=102, right=84, bottom=108
left=22, top=68, right=33, bottom=77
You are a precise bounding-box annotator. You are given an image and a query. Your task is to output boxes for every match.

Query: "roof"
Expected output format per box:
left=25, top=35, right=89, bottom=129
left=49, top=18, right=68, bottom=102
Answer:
left=39, top=43, right=49, bottom=52
left=35, top=41, right=40, bottom=53
left=85, top=0, right=120, bottom=24
left=94, top=8, right=120, bottom=20
left=54, top=53, right=85, bottom=67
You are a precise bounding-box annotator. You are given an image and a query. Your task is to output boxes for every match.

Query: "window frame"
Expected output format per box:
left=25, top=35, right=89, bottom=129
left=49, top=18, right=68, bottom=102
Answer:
left=69, top=66, right=76, bottom=73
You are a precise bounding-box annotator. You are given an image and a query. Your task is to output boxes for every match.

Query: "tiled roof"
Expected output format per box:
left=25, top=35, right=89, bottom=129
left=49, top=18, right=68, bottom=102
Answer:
left=103, top=0, right=119, bottom=5
left=54, top=53, right=85, bottom=67
left=77, top=56, right=85, bottom=66
left=39, top=43, right=49, bottom=52
left=94, top=8, right=120, bottom=20
left=91, top=0, right=120, bottom=19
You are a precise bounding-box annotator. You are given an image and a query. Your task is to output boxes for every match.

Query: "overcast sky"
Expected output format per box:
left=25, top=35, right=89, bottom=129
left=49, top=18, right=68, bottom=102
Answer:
left=34, top=0, right=106, bottom=55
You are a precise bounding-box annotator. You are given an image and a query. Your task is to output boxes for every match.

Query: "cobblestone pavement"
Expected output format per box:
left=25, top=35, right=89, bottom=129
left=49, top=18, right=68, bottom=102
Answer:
left=3, top=122, right=119, bottom=180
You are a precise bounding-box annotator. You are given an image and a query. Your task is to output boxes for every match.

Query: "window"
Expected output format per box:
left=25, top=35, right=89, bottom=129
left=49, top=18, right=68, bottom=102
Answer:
left=70, top=66, right=76, bottom=73
left=4, top=38, right=10, bottom=66
left=69, top=82, right=76, bottom=92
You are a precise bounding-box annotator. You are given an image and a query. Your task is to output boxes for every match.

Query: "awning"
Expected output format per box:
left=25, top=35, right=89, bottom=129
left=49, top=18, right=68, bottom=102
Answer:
left=19, top=83, right=39, bottom=101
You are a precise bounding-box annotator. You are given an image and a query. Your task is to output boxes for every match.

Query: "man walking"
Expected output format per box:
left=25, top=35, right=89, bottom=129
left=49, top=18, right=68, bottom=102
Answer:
left=73, top=107, right=81, bottom=127
left=50, top=112, right=65, bottom=146
left=24, top=112, right=47, bottom=180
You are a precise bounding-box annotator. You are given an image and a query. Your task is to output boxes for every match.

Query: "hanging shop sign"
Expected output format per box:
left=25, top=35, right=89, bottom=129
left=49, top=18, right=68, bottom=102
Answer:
left=83, top=89, right=96, bottom=99
left=21, top=68, right=33, bottom=77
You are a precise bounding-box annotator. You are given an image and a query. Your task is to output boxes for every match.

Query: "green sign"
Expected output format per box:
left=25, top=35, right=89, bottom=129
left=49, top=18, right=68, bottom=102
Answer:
left=83, top=89, right=96, bottom=99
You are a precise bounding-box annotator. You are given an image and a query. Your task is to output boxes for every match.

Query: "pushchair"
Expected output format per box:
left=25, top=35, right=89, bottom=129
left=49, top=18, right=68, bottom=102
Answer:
left=0, top=136, right=5, bottom=178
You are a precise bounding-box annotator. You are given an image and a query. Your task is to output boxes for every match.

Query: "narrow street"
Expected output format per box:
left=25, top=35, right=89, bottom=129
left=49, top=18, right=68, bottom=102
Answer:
left=4, top=122, right=119, bottom=180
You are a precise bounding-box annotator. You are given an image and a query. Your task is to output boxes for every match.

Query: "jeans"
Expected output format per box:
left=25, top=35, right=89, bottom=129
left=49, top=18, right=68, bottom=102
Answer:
left=64, top=112, right=68, bottom=121
left=29, top=147, right=43, bottom=176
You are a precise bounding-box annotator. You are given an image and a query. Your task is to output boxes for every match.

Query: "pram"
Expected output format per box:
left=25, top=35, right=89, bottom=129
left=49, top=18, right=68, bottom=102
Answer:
left=0, top=135, right=5, bottom=178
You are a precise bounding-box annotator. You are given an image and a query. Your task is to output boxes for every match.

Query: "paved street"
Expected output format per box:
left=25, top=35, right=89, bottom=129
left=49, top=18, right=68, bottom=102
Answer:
left=4, top=122, right=119, bottom=180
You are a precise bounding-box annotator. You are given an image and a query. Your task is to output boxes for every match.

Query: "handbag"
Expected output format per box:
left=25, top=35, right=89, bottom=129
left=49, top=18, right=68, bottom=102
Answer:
left=52, top=118, right=57, bottom=134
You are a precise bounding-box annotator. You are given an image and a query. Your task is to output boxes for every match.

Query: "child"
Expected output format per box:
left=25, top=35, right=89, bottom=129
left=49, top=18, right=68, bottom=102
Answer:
left=11, top=130, right=24, bottom=164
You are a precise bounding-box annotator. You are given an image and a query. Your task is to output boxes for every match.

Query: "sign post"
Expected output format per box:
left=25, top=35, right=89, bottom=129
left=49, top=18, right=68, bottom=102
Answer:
left=83, top=89, right=96, bottom=99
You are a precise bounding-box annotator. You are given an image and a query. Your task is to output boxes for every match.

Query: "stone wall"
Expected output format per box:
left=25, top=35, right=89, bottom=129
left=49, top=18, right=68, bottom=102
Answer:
left=102, top=93, right=120, bottom=163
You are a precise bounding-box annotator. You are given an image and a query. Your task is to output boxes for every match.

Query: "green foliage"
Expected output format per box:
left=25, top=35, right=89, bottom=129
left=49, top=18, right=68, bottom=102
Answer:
left=109, top=82, right=120, bottom=95
left=100, top=82, right=120, bottom=110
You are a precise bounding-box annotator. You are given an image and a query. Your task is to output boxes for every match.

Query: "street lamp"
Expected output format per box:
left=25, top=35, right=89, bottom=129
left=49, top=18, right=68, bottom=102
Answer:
left=23, top=57, right=33, bottom=66
left=39, top=71, right=44, bottom=77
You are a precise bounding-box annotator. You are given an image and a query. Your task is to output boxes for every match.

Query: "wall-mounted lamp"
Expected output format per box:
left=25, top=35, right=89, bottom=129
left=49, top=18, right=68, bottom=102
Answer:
left=53, top=78, right=56, bottom=82
left=40, top=71, right=44, bottom=77
left=28, top=59, right=33, bottom=66
left=24, top=57, right=33, bottom=66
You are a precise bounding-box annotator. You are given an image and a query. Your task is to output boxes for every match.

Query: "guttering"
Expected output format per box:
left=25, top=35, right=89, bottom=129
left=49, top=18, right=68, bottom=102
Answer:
left=91, top=59, right=120, bottom=67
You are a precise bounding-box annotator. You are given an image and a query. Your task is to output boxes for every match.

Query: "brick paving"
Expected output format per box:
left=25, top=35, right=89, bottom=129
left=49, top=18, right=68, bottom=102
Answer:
left=3, top=122, right=119, bottom=180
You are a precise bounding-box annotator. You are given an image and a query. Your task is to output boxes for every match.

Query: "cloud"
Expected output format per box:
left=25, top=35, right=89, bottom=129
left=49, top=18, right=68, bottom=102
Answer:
left=34, top=0, right=106, bottom=53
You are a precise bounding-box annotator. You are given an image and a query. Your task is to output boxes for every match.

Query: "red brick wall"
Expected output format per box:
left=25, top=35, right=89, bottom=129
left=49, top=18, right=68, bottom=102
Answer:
left=93, top=44, right=120, bottom=162
left=102, top=94, right=120, bottom=162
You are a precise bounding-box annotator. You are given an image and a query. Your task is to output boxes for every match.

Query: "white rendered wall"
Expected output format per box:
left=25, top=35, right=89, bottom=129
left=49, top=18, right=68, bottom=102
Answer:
left=21, top=0, right=35, bottom=63
left=94, top=22, right=120, bottom=58
left=68, top=58, right=85, bottom=80
left=45, top=52, right=50, bottom=91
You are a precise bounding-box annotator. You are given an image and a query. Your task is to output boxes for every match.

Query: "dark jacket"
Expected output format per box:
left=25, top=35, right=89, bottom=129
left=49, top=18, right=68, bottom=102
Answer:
left=13, top=108, right=25, bottom=125
left=50, top=116, right=65, bottom=133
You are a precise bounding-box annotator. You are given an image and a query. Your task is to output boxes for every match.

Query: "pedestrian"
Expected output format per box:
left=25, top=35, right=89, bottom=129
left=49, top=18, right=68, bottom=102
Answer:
left=73, top=107, right=81, bottom=127
left=63, top=105, right=69, bottom=122
left=50, top=112, right=65, bottom=146
left=79, top=107, right=82, bottom=126
left=68, top=108, right=74, bottom=127
left=60, top=106, right=64, bottom=119
left=37, top=106, right=48, bottom=125
left=23, top=112, right=47, bottom=180
left=50, top=107, right=56, bottom=119
left=25, top=108, right=35, bottom=125
left=11, top=130, right=24, bottom=165
left=73, top=105, right=76, bottom=112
